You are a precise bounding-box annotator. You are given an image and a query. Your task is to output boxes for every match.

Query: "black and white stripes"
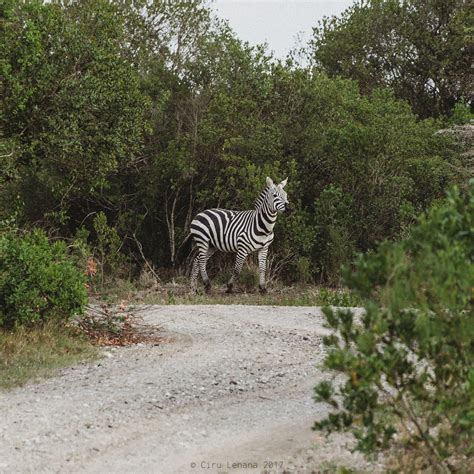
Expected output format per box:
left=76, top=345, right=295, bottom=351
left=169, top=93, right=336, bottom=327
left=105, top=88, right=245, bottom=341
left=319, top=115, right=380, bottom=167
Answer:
left=190, top=177, right=291, bottom=294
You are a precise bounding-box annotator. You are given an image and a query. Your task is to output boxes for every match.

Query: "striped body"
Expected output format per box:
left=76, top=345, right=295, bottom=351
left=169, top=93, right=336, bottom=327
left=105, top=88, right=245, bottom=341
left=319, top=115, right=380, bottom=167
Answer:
left=190, top=208, right=276, bottom=254
left=189, top=177, right=291, bottom=294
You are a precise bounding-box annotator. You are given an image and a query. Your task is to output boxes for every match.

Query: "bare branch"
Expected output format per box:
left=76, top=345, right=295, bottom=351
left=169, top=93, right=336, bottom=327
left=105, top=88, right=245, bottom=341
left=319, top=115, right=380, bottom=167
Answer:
left=132, top=233, right=161, bottom=284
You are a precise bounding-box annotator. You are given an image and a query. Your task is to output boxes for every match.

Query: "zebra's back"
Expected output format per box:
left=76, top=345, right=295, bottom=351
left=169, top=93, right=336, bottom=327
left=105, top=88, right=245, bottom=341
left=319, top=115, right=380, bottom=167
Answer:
left=190, top=208, right=254, bottom=252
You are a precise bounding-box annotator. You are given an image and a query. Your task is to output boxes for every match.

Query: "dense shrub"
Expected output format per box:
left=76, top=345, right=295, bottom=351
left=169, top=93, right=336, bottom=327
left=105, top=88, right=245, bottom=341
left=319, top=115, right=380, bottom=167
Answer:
left=0, top=0, right=467, bottom=285
left=299, top=81, right=460, bottom=283
left=314, top=181, right=474, bottom=471
left=0, top=230, right=87, bottom=327
left=1, top=0, right=150, bottom=226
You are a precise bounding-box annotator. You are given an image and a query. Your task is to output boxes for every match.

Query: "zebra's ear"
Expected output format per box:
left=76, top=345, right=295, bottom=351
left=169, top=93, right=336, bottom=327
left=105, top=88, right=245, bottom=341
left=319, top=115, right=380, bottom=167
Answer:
left=266, top=177, right=274, bottom=187
left=279, top=177, right=288, bottom=188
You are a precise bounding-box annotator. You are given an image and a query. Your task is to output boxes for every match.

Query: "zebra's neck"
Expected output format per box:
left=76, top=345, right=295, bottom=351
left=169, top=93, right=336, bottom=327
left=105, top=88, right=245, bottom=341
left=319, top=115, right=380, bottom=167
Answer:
left=254, top=194, right=278, bottom=234
left=254, top=186, right=270, bottom=210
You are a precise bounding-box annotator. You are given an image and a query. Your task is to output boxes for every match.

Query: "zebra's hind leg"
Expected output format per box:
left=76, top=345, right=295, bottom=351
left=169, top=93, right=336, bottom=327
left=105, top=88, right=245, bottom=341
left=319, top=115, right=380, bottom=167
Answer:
left=190, top=256, right=200, bottom=294
left=198, top=246, right=215, bottom=294
left=226, top=248, right=248, bottom=293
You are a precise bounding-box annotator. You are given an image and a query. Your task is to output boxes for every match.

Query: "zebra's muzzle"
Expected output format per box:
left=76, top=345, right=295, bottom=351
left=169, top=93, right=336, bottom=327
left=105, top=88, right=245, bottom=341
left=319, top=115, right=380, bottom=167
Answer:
left=284, top=203, right=294, bottom=214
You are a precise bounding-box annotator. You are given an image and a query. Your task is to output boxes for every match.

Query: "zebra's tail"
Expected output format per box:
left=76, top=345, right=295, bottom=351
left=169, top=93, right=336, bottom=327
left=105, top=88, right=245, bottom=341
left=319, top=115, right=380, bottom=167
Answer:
left=175, top=232, right=195, bottom=271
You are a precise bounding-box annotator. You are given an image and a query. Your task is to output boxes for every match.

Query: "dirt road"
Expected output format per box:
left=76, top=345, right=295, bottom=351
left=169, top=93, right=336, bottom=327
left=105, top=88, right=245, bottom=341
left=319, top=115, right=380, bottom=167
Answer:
left=0, top=305, right=378, bottom=473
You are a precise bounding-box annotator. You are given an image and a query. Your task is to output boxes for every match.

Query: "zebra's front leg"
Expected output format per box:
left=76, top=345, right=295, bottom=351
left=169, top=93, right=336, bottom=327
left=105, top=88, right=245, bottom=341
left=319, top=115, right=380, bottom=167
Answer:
left=226, top=249, right=248, bottom=293
left=258, top=246, right=269, bottom=294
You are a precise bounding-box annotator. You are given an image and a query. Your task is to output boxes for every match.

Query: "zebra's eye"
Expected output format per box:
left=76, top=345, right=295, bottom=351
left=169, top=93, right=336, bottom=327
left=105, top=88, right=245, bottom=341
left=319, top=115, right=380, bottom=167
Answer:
left=273, top=193, right=277, bottom=197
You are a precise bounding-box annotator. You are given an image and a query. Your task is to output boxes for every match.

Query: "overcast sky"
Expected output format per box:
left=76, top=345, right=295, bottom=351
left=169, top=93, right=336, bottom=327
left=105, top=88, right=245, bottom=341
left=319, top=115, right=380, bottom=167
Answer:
left=211, top=0, right=354, bottom=59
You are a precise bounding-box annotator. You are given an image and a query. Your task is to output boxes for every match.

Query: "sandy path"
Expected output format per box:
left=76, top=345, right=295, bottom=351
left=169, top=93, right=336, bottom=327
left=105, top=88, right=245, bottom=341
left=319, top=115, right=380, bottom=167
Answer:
left=0, top=305, right=378, bottom=473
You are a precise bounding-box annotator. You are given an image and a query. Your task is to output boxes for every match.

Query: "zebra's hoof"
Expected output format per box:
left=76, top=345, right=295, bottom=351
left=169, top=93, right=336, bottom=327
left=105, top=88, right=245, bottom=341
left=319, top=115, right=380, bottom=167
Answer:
left=226, top=284, right=233, bottom=294
left=204, top=283, right=211, bottom=294
left=259, top=286, right=267, bottom=295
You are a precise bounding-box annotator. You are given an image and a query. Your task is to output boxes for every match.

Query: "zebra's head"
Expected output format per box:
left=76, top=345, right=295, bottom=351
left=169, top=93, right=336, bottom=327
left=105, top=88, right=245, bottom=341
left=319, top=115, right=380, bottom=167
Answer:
left=266, top=177, right=292, bottom=214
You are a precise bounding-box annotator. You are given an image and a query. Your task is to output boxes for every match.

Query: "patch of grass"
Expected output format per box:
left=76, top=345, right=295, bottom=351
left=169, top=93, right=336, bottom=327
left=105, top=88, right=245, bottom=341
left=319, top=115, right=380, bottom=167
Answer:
left=136, top=284, right=362, bottom=307
left=0, top=322, right=97, bottom=390
left=90, top=278, right=138, bottom=303
left=90, top=275, right=362, bottom=308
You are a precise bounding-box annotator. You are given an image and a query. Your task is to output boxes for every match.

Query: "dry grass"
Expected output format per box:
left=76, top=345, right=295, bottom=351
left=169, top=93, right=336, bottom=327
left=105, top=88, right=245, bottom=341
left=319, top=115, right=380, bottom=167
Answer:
left=131, top=282, right=361, bottom=307
left=0, top=304, right=165, bottom=390
left=89, top=264, right=361, bottom=308
left=0, top=322, right=97, bottom=390
left=75, top=304, right=163, bottom=346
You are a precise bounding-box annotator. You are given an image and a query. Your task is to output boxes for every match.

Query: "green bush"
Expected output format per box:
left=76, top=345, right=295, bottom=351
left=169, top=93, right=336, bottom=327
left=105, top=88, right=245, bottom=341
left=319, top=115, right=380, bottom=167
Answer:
left=0, top=230, right=87, bottom=327
left=314, top=181, right=474, bottom=471
left=91, top=212, right=127, bottom=288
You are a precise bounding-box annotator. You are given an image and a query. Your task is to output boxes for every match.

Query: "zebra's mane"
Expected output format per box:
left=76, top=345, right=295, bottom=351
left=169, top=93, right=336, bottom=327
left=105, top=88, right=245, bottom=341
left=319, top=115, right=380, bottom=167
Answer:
left=254, top=186, right=270, bottom=210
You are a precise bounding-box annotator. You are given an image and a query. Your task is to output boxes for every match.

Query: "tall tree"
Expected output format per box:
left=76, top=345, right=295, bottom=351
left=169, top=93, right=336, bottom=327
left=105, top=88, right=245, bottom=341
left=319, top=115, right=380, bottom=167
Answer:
left=309, top=0, right=472, bottom=118
left=1, top=0, right=151, bottom=227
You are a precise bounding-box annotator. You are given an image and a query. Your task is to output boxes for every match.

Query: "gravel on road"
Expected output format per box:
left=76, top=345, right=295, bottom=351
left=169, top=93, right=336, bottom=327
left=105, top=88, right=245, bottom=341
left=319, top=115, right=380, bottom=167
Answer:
left=0, top=305, right=382, bottom=473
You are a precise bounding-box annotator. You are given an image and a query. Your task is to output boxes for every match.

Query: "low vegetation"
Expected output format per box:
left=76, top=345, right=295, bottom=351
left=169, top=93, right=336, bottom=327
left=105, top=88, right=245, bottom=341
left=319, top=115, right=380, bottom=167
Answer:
left=0, top=229, right=159, bottom=388
left=131, top=284, right=361, bottom=308
left=0, top=322, right=96, bottom=390
left=75, top=303, right=162, bottom=346
left=0, top=230, right=87, bottom=328
left=314, top=181, right=474, bottom=471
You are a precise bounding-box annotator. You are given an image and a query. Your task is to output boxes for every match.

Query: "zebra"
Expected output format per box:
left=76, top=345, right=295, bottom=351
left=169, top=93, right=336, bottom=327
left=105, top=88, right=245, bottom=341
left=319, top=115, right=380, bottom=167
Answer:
left=190, top=177, right=292, bottom=294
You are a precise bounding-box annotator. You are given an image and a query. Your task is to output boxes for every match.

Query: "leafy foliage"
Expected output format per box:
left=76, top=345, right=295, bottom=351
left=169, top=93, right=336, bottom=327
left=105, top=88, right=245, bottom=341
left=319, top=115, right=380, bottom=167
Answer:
left=310, top=0, right=472, bottom=119
left=91, top=212, right=126, bottom=288
left=314, top=181, right=474, bottom=470
left=1, top=0, right=150, bottom=227
left=291, top=78, right=460, bottom=282
left=0, top=0, right=469, bottom=286
left=0, top=230, right=87, bottom=327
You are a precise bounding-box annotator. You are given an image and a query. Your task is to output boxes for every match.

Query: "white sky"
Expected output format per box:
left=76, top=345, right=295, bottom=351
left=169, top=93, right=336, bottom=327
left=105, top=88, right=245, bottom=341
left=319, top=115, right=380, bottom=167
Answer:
left=211, top=0, right=354, bottom=59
